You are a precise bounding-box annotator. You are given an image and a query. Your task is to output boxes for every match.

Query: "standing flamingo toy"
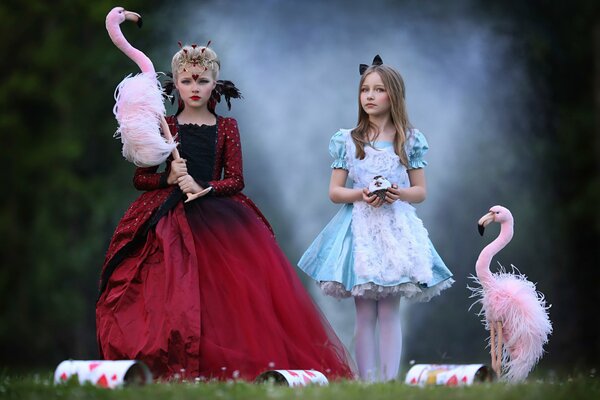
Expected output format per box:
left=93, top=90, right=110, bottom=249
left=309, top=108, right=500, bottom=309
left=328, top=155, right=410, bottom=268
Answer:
left=105, top=7, right=209, bottom=201
left=469, top=205, right=552, bottom=382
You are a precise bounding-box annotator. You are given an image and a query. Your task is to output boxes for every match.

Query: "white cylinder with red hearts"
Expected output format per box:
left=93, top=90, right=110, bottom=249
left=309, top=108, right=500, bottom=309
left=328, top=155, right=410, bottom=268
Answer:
left=54, top=360, right=152, bottom=388
left=255, top=369, right=328, bottom=386
left=404, top=364, right=494, bottom=386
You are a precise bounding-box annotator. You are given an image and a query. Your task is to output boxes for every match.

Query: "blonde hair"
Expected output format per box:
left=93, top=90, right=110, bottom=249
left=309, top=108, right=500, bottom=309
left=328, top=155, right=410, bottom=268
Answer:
left=171, top=45, right=220, bottom=80
left=351, top=64, right=411, bottom=166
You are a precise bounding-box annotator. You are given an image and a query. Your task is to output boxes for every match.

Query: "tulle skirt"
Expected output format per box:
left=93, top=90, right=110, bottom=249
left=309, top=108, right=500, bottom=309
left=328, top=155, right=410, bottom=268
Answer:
left=96, top=197, right=354, bottom=381
left=298, top=203, right=454, bottom=301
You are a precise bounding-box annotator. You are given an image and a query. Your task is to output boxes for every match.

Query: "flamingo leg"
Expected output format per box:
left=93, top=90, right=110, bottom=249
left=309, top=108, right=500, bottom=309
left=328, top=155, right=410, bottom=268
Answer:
left=496, top=321, right=503, bottom=378
left=160, top=115, right=208, bottom=202
left=490, top=321, right=498, bottom=376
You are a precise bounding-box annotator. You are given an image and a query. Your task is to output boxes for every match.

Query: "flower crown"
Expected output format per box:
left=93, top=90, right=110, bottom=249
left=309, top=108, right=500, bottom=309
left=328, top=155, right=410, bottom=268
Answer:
left=174, top=41, right=219, bottom=73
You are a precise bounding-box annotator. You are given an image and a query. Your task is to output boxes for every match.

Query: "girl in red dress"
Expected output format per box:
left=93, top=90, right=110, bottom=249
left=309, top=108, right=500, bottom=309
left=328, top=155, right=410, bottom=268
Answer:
left=96, top=44, right=355, bottom=381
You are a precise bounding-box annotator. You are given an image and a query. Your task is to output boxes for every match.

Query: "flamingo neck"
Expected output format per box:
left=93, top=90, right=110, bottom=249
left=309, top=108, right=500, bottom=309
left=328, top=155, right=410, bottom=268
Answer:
left=476, top=219, right=514, bottom=285
left=107, top=22, right=155, bottom=73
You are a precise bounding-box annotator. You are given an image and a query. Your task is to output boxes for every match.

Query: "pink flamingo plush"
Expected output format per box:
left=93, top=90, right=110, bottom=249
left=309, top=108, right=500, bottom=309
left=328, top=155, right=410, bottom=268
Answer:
left=470, top=205, right=552, bottom=382
left=106, top=7, right=209, bottom=201
left=105, top=7, right=176, bottom=167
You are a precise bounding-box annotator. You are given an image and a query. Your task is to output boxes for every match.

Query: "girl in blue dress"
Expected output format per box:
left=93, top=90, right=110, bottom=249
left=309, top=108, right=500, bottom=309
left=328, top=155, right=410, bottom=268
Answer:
left=298, top=55, right=454, bottom=382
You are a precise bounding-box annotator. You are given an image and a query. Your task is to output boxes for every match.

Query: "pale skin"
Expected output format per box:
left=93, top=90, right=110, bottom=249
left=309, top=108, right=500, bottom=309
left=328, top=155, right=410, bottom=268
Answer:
left=166, top=67, right=217, bottom=196
left=329, top=71, right=426, bottom=206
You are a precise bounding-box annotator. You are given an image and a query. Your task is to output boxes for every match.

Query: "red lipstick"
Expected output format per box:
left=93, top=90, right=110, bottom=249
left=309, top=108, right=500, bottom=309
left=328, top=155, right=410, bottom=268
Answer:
left=190, top=96, right=201, bottom=101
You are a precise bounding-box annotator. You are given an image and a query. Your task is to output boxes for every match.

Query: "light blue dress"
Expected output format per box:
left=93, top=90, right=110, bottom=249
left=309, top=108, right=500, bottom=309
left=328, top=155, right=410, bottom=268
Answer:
left=298, top=129, right=454, bottom=301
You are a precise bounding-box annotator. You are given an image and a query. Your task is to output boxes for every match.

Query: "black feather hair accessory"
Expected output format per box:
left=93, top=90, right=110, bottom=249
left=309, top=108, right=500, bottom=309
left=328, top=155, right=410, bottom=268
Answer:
left=210, top=79, right=242, bottom=110
left=160, top=72, right=242, bottom=111
left=161, top=72, right=176, bottom=104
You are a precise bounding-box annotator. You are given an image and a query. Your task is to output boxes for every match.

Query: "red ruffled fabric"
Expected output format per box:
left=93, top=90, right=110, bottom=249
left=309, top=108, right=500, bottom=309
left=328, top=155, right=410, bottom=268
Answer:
left=97, top=198, right=354, bottom=380
left=100, top=117, right=272, bottom=276
left=96, top=116, right=354, bottom=381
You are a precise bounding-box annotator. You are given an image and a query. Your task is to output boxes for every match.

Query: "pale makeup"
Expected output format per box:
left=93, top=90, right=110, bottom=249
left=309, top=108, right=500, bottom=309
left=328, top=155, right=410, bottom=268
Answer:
left=175, top=67, right=217, bottom=111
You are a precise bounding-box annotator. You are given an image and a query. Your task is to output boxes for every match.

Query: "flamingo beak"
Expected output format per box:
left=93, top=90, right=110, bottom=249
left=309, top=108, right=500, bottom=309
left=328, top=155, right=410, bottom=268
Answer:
left=477, top=211, right=495, bottom=236
left=124, top=11, right=143, bottom=28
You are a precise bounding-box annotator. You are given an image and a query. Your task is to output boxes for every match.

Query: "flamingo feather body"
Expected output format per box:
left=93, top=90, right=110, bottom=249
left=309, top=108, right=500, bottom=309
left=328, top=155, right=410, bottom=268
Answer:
left=113, top=73, right=176, bottom=167
left=106, top=7, right=175, bottom=167
left=469, top=264, right=552, bottom=382
left=469, top=206, right=552, bottom=382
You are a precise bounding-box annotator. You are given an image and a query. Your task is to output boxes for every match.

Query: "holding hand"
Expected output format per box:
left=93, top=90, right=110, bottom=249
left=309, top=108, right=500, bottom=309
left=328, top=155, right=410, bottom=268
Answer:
left=362, top=188, right=384, bottom=208
left=177, top=174, right=204, bottom=194
left=167, top=158, right=188, bottom=185
left=385, top=184, right=402, bottom=203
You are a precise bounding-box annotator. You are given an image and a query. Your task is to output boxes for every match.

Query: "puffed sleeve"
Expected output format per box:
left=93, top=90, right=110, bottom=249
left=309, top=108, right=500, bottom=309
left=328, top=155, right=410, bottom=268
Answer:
left=329, top=130, right=348, bottom=169
left=407, top=129, right=429, bottom=169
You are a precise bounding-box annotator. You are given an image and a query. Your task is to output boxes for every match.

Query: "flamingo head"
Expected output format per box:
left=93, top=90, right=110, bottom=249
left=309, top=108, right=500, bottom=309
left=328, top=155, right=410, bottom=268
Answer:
left=478, top=205, right=513, bottom=236
left=106, top=7, right=143, bottom=29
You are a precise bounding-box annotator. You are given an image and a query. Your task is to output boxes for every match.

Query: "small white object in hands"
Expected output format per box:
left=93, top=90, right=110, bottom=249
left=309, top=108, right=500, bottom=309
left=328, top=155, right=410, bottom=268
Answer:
left=368, top=175, right=392, bottom=200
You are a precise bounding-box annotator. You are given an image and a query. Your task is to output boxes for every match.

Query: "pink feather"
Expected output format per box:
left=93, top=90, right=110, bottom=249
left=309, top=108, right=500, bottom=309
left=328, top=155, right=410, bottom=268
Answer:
left=469, top=264, right=552, bottom=382
left=113, top=73, right=176, bottom=167
left=106, top=7, right=176, bottom=167
left=469, top=206, right=552, bottom=382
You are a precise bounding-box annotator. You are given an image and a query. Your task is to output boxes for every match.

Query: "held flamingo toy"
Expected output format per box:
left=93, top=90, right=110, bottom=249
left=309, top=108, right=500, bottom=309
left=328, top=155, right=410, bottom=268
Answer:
left=469, top=206, right=552, bottom=382
left=105, top=7, right=210, bottom=201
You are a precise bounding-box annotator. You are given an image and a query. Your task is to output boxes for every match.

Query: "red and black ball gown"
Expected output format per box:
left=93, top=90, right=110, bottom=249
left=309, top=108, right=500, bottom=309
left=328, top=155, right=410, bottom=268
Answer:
left=96, top=116, right=355, bottom=380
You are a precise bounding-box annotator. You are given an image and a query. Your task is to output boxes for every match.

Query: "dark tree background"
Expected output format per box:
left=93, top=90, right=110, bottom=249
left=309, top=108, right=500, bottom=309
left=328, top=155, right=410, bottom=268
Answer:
left=0, top=0, right=597, bottom=373
left=475, top=1, right=599, bottom=371
left=0, top=0, right=166, bottom=367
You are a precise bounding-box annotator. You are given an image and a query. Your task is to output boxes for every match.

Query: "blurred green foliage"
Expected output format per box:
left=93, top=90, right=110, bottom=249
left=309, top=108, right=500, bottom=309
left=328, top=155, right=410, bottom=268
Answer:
left=472, top=0, right=600, bottom=368
left=418, top=0, right=600, bottom=370
left=0, top=0, right=165, bottom=367
left=0, top=0, right=598, bottom=371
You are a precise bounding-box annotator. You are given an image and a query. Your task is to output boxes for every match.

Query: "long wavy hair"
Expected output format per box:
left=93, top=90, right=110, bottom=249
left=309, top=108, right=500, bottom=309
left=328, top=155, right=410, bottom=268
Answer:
left=351, top=64, right=411, bottom=166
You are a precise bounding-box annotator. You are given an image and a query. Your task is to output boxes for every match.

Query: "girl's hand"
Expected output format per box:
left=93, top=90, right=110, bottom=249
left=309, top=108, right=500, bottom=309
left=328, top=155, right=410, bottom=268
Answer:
left=167, top=158, right=188, bottom=185
left=385, top=184, right=402, bottom=203
left=362, top=188, right=384, bottom=208
left=177, top=174, right=203, bottom=194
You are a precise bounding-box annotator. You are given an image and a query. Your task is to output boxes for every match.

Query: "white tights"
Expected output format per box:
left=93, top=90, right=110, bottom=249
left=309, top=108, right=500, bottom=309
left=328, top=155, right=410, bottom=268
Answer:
left=354, top=296, right=402, bottom=382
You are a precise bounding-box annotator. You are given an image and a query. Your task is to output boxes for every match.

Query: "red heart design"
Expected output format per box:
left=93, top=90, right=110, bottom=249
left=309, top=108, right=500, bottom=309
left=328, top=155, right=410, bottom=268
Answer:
left=111, top=374, right=118, bottom=381
left=446, top=375, right=458, bottom=386
left=192, top=74, right=199, bottom=80
left=462, top=375, right=468, bottom=383
left=96, top=374, right=109, bottom=388
left=410, top=377, right=417, bottom=384
left=89, top=362, right=101, bottom=371
left=60, top=372, right=68, bottom=381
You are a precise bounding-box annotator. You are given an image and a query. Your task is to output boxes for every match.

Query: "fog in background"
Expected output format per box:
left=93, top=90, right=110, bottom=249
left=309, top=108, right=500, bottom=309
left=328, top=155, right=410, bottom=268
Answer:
left=153, top=0, right=552, bottom=368
left=3, top=0, right=598, bottom=373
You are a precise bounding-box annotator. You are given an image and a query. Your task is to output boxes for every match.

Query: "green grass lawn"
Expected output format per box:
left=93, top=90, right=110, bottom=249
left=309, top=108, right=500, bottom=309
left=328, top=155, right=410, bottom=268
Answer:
left=2, top=372, right=599, bottom=400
